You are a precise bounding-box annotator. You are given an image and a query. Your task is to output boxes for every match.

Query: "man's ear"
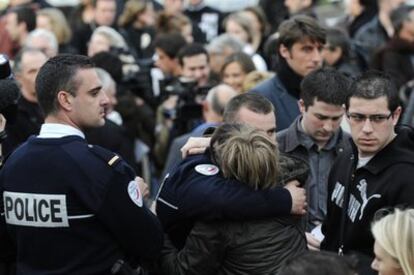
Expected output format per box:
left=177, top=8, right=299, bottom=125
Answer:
left=298, top=99, right=306, bottom=114
left=279, top=44, right=290, bottom=60
left=392, top=106, right=402, bottom=126
left=57, top=91, right=73, bottom=112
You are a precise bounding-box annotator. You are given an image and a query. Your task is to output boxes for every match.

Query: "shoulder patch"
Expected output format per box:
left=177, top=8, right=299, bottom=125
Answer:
left=88, top=144, right=122, bottom=167
left=195, top=164, right=219, bottom=176
left=128, top=181, right=143, bottom=207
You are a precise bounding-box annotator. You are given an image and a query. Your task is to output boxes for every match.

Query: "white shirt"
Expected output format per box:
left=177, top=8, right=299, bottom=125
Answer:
left=357, top=155, right=373, bottom=169
left=38, top=123, right=85, bottom=139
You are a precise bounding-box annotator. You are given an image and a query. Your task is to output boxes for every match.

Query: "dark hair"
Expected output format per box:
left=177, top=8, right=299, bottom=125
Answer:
left=90, top=51, right=123, bottom=83
left=345, top=70, right=400, bottom=112
left=278, top=251, right=357, bottom=275
left=36, top=54, right=94, bottom=116
left=325, top=28, right=351, bottom=60
left=221, top=52, right=256, bottom=77
left=223, top=93, right=274, bottom=123
left=300, top=67, right=352, bottom=109
left=177, top=43, right=209, bottom=66
left=277, top=15, right=326, bottom=53
left=10, top=6, right=36, bottom=32
left=153, top=32, right=187, bottom=59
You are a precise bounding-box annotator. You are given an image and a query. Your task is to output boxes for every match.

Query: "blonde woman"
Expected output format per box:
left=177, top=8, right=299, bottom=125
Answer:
left=371, top=208, right=414, bottom=275
left=158, top=123, right=307, bottom=274
left=118, top=0, right=156, bottom=59
left=36, top=8, right=74, bottom=54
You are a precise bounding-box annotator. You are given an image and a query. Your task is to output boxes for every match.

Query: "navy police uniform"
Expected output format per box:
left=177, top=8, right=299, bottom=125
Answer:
left=156, top=151, right=294, bottom=249
left=0, top=133, right=163, bottom=274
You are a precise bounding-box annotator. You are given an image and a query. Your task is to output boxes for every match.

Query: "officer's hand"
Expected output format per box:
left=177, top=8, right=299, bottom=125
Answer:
left=284, top=180, right=307, bottom=215
left=135, top=177, right=150, bottom=199
left=181, top=137, right=211, bottom=158
left=306, top=232, right=321, bottom=251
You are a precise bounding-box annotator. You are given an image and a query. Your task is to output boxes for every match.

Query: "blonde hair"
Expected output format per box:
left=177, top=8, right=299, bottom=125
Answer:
left=92, top=26, right=128, bottom=50
left=156, top=11, right=191, bottom=34
left=211, top=124, right=279, bottom=190
left=37, top=8, right=72, bottom=44
left=372, top=208, right=414, bottom=275
left=118, top=0, right=148, bottom=27
left=223, top=12, right=255, bottom=44
left=242, top=70, right=274, bottom=93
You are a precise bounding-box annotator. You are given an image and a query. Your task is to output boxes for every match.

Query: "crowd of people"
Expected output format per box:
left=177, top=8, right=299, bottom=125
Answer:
left=0, top=0, right=414, bottom=274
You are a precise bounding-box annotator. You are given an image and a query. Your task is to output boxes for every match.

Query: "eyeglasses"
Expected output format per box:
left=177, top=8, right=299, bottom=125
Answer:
left=346, top=112, right=393, bottom=124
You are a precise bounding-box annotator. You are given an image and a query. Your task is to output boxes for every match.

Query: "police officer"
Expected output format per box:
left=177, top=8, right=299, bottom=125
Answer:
left=0, top=55, right=163, bottom=274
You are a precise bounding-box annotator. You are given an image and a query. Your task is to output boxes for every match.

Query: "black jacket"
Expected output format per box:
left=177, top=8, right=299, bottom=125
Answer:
left=3, top=97, right=43, bottom=156
left=321, top=126, right=414, bottom=265
left=371, top=37, right=414, bottom=89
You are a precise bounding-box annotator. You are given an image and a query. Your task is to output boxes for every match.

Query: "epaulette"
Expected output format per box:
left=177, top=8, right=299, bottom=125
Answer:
left=87, top=144, right=122, bottom=167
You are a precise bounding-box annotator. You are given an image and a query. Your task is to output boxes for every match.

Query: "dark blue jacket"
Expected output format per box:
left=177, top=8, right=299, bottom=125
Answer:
left=250, top=75, right=300, bottom=132
left=0, top=135, right=163, bottom=274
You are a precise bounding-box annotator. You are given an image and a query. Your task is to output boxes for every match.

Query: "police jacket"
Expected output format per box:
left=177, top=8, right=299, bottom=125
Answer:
left=0, top=135, right=163, bottom=274
left=321, top=126, right=414, bottom=260
left=156, top=151, right=308, bottom=274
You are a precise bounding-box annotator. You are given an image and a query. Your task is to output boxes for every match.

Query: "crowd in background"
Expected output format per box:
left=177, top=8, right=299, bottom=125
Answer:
left=1, top=0, right=414, bottom=274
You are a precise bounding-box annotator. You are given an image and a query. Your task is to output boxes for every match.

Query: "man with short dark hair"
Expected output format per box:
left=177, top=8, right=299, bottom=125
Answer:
left=321, top=71, right=414, bottom=274
left=0, top=54, right=163, bottom=274
left=4, top=6, right=36, bottom=55
left=277, top=68, right=352, bottom=233
left=153, top=32, right=187, bottom=79
left=177, top=43, right=211, bottom=87
left=250, top=15, right=326, bottom=131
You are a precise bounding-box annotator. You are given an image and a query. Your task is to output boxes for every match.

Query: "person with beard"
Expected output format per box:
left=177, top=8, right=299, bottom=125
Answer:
left=250, top=15, right=326, bottom=132
left=371, top=4, right=414, bottom=89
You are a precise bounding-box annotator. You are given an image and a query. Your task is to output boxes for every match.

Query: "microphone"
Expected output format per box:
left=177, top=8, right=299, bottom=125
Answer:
left=0, top=78, right=21, bottom=124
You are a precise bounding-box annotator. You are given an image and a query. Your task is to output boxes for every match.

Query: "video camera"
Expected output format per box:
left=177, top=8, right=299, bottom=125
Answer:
left=161, top=77, right=212, bottom=134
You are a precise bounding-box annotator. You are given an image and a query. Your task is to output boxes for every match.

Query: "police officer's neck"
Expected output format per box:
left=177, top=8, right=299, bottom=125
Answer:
left=44, top=115, right=82, bottom=132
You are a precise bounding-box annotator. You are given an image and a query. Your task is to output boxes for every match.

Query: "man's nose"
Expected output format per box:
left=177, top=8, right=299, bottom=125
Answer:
left=312, top=48, right=323, bottom=63
left=323, top=121, right=333, bottom=132
left=362, top=118, right=374, bottom=133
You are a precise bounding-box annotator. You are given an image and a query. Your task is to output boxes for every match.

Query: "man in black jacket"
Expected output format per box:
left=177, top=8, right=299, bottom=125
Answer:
left=320, top=71, right=414, bottom=274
